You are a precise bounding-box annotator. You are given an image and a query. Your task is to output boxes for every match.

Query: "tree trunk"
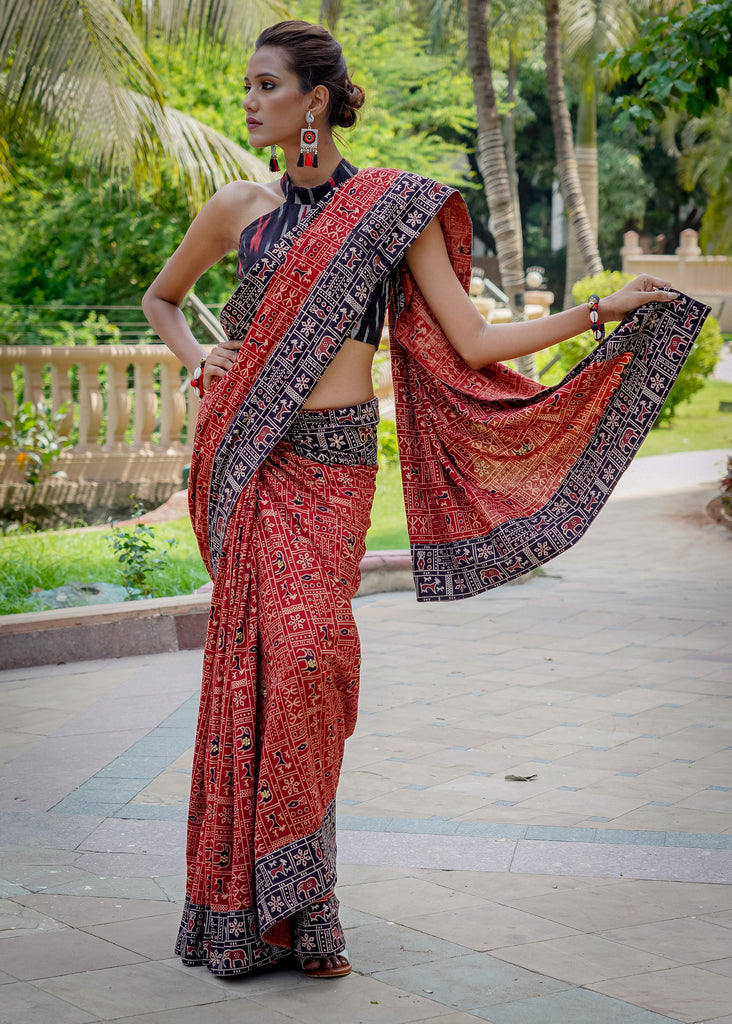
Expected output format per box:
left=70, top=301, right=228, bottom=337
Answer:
left=564, top=75, right=600, bottom=306
left=467, top=0, right=536, bottom=378
left=544, top=0, right=603, bottom=308
left=504, top=44, right=521, bottom=232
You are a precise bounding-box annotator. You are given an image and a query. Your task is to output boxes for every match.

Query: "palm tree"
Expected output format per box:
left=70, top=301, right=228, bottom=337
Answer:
left=467, top=0, right=536, bottom=377
left=544, top=0, right=602, bottom=305
left=0, top=0, right=286, bottom=205
left=559, top=0, right=675, bottom=304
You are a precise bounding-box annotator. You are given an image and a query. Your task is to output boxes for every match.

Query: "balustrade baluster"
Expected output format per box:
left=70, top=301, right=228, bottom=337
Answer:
left=105, top=357, right=132, bottom=450
left=159, top=362, right=186, bottom=451
left=133, top=356, right=158, bottom=450
left=23, top=356, right=45, bottom=406
left=77, top=361, right=104, bottom=450
left=0, top=358, right=16, bottom=420
left=51, top=357, right=74, bottom=438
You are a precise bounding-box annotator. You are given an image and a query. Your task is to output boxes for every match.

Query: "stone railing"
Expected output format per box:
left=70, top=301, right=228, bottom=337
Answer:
left=0, top=344, right=203, bottom=487
left=622, top=229, right=732, bottom=331
left=0, top=293, right=555, bottom=494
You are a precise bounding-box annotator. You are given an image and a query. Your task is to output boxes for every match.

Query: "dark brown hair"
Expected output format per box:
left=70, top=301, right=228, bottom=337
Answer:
left=255, top=20, right=365, bottom=129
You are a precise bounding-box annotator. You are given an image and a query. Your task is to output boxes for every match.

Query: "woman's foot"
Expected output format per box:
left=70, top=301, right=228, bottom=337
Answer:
left=301, top=953, right=351, bottom=978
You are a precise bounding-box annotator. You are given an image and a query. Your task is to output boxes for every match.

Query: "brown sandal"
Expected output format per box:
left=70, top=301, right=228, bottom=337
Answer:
left=301, top=952, right=352, bottom=978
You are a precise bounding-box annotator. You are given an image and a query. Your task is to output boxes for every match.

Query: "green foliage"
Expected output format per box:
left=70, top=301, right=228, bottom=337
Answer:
left=365, top=462, right=408, bottom=551
left=596, top=140, right=653, bottom=267
left=293, top=0, right=475, bottom=184
left=680, top=89, right=732, bottom=256
left=106, top=514, right=178, bottom=598
left=377, top=418, right=400, bottom=467
left=0, top=516, right=208, bottom=615
left=0, top=148, right=237, bottom=313
left=637, top=379, right=732, bottom=456
left=571, top=271, right=724, bottom=424
left=0, top=399, right=71, bottom=486
left=607, top=1, right=732, bottom=130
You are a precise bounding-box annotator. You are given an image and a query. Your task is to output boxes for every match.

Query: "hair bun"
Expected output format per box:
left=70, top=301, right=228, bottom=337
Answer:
left=333, top=77, right=365, bottom=128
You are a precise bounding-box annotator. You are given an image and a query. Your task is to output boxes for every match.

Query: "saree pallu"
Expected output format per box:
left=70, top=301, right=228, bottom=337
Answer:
left=178, top=165, right=709, bottom=975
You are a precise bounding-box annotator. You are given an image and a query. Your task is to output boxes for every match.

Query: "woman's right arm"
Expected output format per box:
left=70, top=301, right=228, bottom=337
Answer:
left=141, top=182, right=252, bottom=380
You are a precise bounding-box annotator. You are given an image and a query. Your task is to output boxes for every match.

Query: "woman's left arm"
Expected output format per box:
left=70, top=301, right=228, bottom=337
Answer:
left=405, top=219, right=678, bottom=370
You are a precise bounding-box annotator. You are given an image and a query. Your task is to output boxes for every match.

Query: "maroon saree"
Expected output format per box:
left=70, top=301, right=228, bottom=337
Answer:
left=177, top=166, right=708, bottom=975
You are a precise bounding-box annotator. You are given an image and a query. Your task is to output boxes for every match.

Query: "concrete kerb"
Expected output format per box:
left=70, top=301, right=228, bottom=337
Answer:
left=0, top=551, right=415, bottom=670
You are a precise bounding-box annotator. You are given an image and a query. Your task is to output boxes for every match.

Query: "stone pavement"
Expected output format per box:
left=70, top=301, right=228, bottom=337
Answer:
left=0, top=449, right=731, bottom=1024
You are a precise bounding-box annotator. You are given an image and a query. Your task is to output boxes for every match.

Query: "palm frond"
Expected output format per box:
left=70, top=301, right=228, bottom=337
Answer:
left=0, top=0, right=163, bottom=151
left=119, top=0, right=289, bottom=49
left=132, top=93, right=272, bottom=209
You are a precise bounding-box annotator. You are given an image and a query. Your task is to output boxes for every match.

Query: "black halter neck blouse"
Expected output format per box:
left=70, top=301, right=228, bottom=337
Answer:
left=237, top=158, right=388, bottom=346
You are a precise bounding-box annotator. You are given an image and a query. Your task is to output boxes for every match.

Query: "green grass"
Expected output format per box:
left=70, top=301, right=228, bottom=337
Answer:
left=637, top=378, right=732, bottom=456
left=0, top=519, right=209, bottom=615
left=2, top=377, right=730, bottom=614
left=366, top=463, right=408, bottom=551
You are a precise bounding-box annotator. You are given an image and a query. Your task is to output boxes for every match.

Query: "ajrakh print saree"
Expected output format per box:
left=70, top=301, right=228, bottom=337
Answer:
left=177, top=166, right=709, bottom=975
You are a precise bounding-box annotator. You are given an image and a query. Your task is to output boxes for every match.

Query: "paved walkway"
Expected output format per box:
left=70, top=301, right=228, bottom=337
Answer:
left=1, top=449, right=731, bottom=1024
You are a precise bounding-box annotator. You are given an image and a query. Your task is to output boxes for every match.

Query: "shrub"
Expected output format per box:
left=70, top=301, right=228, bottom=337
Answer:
left=377, top=418, right=399, bottom=466
left=571, top=271, right=723, bottom=425
left=0, top=398, right=71, bottom=485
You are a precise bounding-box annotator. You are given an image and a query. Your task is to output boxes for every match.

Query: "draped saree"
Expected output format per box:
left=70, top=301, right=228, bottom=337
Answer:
left=177, top=166, right=709, bottom=975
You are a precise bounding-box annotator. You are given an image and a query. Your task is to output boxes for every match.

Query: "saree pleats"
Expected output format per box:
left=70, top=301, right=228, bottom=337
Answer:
left=177, top=407, right=377, bottom=975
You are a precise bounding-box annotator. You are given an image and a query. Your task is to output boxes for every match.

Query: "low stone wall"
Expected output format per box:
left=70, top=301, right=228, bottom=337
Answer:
left=0, top=550, right=415, bottom=670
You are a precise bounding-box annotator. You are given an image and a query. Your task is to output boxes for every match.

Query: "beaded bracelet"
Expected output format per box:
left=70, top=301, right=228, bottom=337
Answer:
left=588, top=294, right=604, bottom=343
left=190, top=357, right=207, bottom=397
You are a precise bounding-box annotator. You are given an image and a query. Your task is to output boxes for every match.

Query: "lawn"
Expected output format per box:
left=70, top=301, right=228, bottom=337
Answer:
left=2, top=377, right=730, bottom=614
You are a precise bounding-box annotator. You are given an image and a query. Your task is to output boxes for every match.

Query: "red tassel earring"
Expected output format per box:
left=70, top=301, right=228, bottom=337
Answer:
left=297, top=110, right=318, bottom=168
left=269, top=145, right=280, bottom=173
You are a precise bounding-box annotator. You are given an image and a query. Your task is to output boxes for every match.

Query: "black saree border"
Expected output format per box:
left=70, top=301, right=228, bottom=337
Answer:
left=410, top=293, right=710, bottom=601
left=204, top=168, right=458, bottom=576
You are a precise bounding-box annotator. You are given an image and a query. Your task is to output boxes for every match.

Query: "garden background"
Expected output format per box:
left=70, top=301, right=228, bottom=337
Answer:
left=1, top=0, right=730, bottom=613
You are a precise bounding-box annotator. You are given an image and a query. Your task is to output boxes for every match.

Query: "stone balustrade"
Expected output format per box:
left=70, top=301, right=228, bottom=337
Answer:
left=0, top=292, right=554, bottom=503
left=622, top=229, right=732, bottom=331
left=0, top=344, right=203, bottom=487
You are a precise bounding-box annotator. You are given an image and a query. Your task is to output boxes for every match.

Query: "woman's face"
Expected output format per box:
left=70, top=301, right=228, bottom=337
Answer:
left=243, top=46, right=312, bottom=149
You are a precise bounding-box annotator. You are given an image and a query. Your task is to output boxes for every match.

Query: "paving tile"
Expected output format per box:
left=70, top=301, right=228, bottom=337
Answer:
left=590, top=965, right=732, bottom=1023
left=490, top=933, right=680, bottom=985
left=372, top=952, right=571, bottom=1010
left=14, top=894, right=176, bottom=927
left=110, top=1003, right=297, bottom=1024
left=0, top=928, right=145, bottom=980
left=338, top=876, right=487, bottom=922
left=0, top=981, right=98, bottom=1024
left=345, top=919, right=471, bottom=974
left=0, top=811, right=102, bottom=850
left=33, top=961, right=231, bottom=1017
left=82, top=911, right=182, bottom=960
left=401, top=901, right=578, bottom=951
left=508, top=885, right=689, bottom=932
left=511, top=838, right=732, bottom=884
left=472, top=987, right=679, bottom=1024
left=599, top=918, right=732, bottom=964
left=45, top=877, right=169, bottom=900
left=337, top=832, right=515, bottom=874
left=0, top=899, right=68, bottom=939
left=411, top=869, right=620, bottom=903
left=699, top=958, right=732, bottom=978
left=0, top=880, right=29, bottom=898
left=248, top=972, right=458, bottom=1024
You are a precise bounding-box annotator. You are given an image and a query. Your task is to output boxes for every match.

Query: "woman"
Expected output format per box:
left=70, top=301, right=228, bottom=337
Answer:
left=142, top=20, right=708, bottom=980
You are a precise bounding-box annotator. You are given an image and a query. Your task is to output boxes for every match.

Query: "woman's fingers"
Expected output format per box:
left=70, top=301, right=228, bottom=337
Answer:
left=203, top=339, right=240, bottom=387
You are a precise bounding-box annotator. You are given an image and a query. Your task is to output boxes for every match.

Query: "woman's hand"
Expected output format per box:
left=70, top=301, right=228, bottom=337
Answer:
left=600, top=275, right=678, bottom=324
left=203, top=338, right=242, bottom=389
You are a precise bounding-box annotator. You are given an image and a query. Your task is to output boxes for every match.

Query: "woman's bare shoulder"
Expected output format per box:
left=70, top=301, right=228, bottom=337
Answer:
left=209, top=178, right=283, bottom=236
